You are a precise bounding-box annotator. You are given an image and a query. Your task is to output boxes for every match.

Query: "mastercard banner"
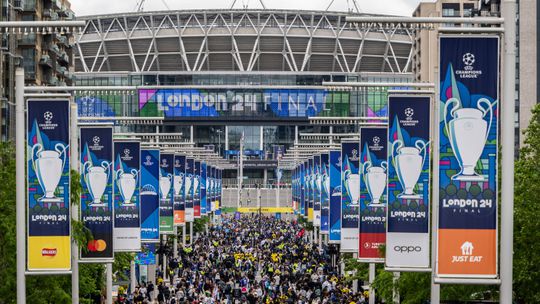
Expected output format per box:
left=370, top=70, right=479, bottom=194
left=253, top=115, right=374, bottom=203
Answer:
left=159, top=153, right=174, bottom=234
left=140, top=149, right=160, bottom=243
left=27, top=99, right=71, bottom=272
left=437, top=36, right=499, bottom=278
left=80, top=126, right=114, bottom=261
left=185, top=158, right=194, bottom=222
left=113, top=140, right=141, bottom=252
left=341, top=141, right=360, bottom=253
left=359, top=128, right=387, bottom=262
left=320, top=153, right=330, bottom=234
left=328, top=150, right=341, bottom=244
left=194, top=161, right=201, bottom=218
left=173, top=155, right=185, bottom=225
left=386, top=96, right=431, bottom=269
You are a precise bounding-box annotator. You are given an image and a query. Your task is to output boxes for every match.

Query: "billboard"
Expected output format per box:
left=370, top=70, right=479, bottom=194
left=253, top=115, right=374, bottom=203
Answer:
left=329, top=150, right=341, bottom=243
left=313, top=155, right=322, bottom=227
left=27, top=99, right=71, bottom=271
left=341, top=141, right=360, bottom=252
left=140, top=149, right=160, bottom=243
left=159, top=153, right=174, bottom=234
left=359, top=128, right=387, bottom=262
left=320, top=153, right=330, bottom=234
left=80, top=126, right=114, bottom=261
left=386, top=96, right=431, bottom=269
left=173, top=155, right=185, bottom=225
left=185, top=158, right=194, bottom=222
left=113, top=141, right=141, bottom=252
left=437, top=36, right=499, bottom=278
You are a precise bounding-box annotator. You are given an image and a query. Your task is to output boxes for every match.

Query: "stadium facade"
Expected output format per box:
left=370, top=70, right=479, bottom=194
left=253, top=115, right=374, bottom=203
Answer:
left=74, top=9, right=414, bottom=184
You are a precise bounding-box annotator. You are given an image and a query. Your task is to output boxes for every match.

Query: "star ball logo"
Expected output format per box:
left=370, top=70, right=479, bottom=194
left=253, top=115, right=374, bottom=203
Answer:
left=457, top=52, right=482, bottom=79
left=462, top=53, right=475, bottom=70
left=124, top=149, right=130, bottom=157
left=40, top=110, right=58, bottom=130
left=44, top=111, right=53, bottom=123
left=90, top=136, right=104, bottom=151
left=143, top=155, right=154, bottom=166
left=350, top=149, right=359, bottom=161
left=93, top=136, right=100, bottom=145
left=404, top=108, right=414, bottom=121
left=161, top=158, right=169, bottom=168
left=373, top=136, right=380, bottom=146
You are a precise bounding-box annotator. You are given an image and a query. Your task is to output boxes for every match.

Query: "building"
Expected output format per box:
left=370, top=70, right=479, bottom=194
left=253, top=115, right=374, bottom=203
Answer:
left=73, top=9, right=415, bottom=185
left=518, top=0, right=538, bottom=145
left=0, top=0, right=75, bottom=141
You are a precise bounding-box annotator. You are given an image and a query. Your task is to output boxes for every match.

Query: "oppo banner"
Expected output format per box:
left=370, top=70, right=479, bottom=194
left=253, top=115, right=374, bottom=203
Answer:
left=159, top=153, right=174, bottom=234
left=194, top=161, right=201, bottom=218
left=437, top=36, right=499, bottom=278
left=113, top=141, right=141, bottom=252
left=173, top=155, right=185, bottom=225
left=385, top=96, right=431, bottom=268
left=27, top=99, right=71, bottom=271
left=341, top=141, right=360, bottom=252
left=359, top=128, right=387, bottom=261
left=80, top=126, right=114, bottom=261
left=140, top=149, right=160, bottom=243
left=201, top=162, right=207, bottom=216
left=313, top=155, right=322, bottom=227
left=320, top=153, right=330, bottom=234
left=329, top=150, right=341, bottom=243
left=185, top=158, right=194, bottom=222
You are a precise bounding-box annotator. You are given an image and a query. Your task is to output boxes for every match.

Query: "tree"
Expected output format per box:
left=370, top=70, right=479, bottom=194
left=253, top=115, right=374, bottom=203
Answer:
left=514, top=104, right=540, bottom=303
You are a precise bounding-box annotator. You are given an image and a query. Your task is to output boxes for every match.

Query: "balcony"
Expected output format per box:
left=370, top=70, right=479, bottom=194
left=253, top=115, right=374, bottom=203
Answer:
left=48, top=44, right=61, bottom=56
left=43, top=9, right=59, bottom=20
left=47, top=76, right=59, bottom=86
left=39, top=55, right=53, bottom=68
left=13, top=0, right=24, bottom=11
left=18, top=33, right=36, bottom=46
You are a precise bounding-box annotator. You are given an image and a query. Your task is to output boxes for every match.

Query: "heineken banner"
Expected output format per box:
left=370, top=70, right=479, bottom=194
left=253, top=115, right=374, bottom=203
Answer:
left=27, top=99, right=71, bottom=271
left=359, top=127, right=387, bottom=261
left=313, top=155, right=322, bottom=227
left=307, top=158, right=314, bottom=222
left=194, top=161, right=201, bottom=218
left=300, top=162, right=306, bottom=217
left=113, top=141, right=141, bottom=252
left=201, top=162, right=207, bottom=216
left=173, top=155, right=185, bottom=225
left=386, top=96, right=431, bottom=269
left=140, top=149, right=160, bottom=243
left=320, top=153, right=330, bottom=234
left=80, top=126, right=114, bottom=261
left=159, top=153, right=174, bottom=234
left=341, top=141, right=360, bottom=252
left=329, top=150, right=341, bottom=243
left=185, top=158, right=194, bottom=222
left=437, top=36, right=499, bottom=278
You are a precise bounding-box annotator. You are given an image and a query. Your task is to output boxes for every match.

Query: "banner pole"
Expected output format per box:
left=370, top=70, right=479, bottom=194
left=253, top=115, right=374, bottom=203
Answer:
left=369, top=263, right=376, bottom=304
left=182, top=224, right=186, bottom=246
left=173, top=226, right=178, bottom=258
left=70, top=101, right=80, bottom=303
left=130, top=260, right=136, bottom=295
left=15, top=68, right=26, bottom=304
left=106, top=263, right=113, bottom=304
left=431, top=64, right=441, bottom=303
left=500, top=0, right=517, bottom=302
left=393, top=272, right=400, bottom=304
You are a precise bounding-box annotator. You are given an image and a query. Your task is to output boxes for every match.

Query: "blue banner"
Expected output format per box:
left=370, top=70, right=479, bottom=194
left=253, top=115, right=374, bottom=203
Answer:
left=80, top=126, right=114, bottom=260
left=386, top=96, right=431, bottom=269
left=140, top=149, right=160, bottom=242
left=308, top=158, right=314, bottom=222
left=194, top=161, right=201, bottom=218
left=201, top=162, right=207, bottom=216
left=437, top=36, right=499, bottom=278
left=185, top=158, right=194, bottom=222
left=329, top=150, right=341, bottom=243
left=320, top=153, right=330, bottom=234
left=359, top=127, right=387, bottom=261
left=173, top=155, right=186, bottom=225
left=27, top=99, right=71, bottom=271
left=113, top=141, right=141, bottom=252
left=159, top=153, right=174, bottom=234
left=341, top=141, right=359, bottom=252
left=313, top=155, right=322, bottom=227
left=300, top=162, right=306, bottom=217
left=135, top=243, right=156, bottom=265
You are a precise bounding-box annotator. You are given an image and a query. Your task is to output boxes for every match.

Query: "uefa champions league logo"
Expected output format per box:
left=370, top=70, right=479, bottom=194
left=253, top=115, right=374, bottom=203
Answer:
left=405, top=108, right=414, bottom=121
left=175, top=159, right=180, bottom=166
left=373, top=137, right=381, bottom=146
left=143, top=155, right=154, bottom=166
left=44, top=111, right=53, bottom=124
left=337, top=156, right=342, bottom=168
left=124, top=149, right=130, bottom=157
left=463, top=53, right=475, bottom=70
left=349, top=149, right=359, bottom=161
left=93, top=136, right=100, bottom=145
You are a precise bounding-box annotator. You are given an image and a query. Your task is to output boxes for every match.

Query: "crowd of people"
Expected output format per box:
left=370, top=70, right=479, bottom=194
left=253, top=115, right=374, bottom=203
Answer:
left=128, top=214, right=367, bottom=304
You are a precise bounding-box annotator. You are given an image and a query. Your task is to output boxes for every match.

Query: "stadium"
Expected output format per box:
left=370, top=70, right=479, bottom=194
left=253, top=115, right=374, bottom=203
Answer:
left=74, top=8, right=414, bottom=186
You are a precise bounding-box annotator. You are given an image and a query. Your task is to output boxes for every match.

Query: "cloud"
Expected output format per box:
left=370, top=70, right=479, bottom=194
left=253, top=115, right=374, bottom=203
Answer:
left=70, top=0, right=422, bottom=17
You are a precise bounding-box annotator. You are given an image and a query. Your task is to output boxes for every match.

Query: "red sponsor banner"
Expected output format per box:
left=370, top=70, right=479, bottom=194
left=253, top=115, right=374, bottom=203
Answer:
left=359, top=233, right=386, bottom=260
left=194, top=206, right=201, bottom=218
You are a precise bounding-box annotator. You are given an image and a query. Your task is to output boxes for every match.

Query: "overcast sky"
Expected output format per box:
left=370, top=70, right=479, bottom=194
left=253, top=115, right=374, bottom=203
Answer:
left=69, top=0, right=425, bottom=17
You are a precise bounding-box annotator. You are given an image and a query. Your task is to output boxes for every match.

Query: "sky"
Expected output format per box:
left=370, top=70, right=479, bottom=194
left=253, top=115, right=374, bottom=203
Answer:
left=69, top=0, right=425, bottom=17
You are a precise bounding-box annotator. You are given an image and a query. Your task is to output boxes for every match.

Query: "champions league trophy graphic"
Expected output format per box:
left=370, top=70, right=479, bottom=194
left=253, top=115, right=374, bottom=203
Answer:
left=32, top=142, right=68, bottom=203
left=392, top=139, right=428, bottom=200
left=185, top=174, right=193, bottom=199
left=83, top=160, right=111, bottom=207
left=444, top=97, right=494, bottom=181
left=194, top=175, right=200, bottom=197
left=173, top=172, right=184, bottom=198
left=362, top=160, right=387, bottom=207
left=115, top=168, right=139, bottom=207
left=316, top=168, right=323, bottom=196
left=160, top=172, right=172, bottom=201
left=322, top=166, right=330, bottom=197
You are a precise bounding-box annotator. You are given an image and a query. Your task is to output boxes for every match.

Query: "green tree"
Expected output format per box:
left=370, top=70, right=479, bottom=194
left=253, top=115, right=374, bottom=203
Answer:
left=514, top=104, right=540, bottom=303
